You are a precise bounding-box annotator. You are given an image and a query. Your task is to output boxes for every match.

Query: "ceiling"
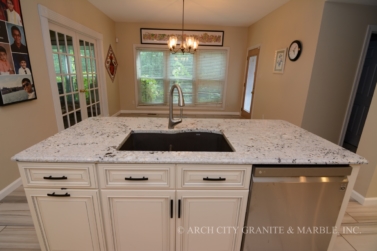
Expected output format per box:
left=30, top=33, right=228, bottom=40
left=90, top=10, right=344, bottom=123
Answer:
left=87, top=0, right=290, bottom=27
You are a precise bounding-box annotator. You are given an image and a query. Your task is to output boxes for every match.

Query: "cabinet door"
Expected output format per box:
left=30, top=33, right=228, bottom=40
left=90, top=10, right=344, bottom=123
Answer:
left=101, top=190, right=175, bottom=251
left=25, top=189, right=105, bottom=251
left=176, top=190, right=248, bottom=251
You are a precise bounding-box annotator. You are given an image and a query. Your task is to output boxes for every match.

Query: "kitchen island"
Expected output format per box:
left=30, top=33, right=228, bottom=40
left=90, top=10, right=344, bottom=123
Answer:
left=12, top=117, right=367, bottom=251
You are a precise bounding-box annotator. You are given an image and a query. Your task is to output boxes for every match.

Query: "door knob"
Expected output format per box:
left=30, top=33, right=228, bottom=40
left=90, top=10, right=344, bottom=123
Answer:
left=79, top=89, right=88, bottom=93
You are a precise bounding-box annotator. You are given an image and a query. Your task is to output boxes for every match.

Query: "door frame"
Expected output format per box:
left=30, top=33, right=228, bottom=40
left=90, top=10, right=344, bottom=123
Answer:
left=241, top=44, right=261, bottom=118
left=338, top=25, right=377, bottom=145
left=38, top=4, right=109, bottom=131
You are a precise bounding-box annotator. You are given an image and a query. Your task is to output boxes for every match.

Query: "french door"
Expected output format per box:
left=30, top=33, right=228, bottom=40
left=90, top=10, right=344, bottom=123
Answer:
left=48, top=23, right=102, bottom=130
left=241, top=48, right=259, bottom=119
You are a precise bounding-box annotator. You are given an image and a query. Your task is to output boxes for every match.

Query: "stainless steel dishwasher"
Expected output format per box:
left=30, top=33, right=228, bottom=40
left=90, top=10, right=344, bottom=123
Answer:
left=242, top=165, right=352, bottom=251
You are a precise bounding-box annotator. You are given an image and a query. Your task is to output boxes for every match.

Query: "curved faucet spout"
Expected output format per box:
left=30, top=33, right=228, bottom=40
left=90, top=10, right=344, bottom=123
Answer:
left=169, top=83, right=185, bottom=129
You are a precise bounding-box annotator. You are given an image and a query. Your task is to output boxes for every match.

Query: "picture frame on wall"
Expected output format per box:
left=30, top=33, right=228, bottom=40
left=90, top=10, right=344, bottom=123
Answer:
left=140, top=28, right=224, bottom=46
left=273, top=48, right=287, bottom=74
left=0, top=0, right=37, bottom=106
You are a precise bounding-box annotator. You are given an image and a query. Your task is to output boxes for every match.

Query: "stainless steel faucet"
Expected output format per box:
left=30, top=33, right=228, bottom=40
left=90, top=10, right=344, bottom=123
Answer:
left=168, top=83, right=185, bottom=129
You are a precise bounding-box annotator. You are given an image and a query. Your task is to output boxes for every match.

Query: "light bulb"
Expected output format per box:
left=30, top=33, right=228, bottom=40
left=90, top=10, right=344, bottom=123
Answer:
left=193, top=39, right=198, bottom=50
left=168, top=36, right=177, bottom=49
left=186, top=36, right=193, bottom=47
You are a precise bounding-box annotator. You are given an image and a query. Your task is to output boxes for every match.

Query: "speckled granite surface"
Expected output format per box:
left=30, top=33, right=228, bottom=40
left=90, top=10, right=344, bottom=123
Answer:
left=12, top=117, right=367, bottom=165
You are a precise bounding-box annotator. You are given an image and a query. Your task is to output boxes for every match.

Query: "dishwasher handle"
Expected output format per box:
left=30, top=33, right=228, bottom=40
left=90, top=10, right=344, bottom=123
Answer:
left=253, top=167, right=352, bottom=177
left=252, top=175, right=349, bottom=185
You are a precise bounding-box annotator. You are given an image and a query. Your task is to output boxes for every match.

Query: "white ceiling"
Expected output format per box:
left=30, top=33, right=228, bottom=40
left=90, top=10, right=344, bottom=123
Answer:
left=87, top=0, right=290, bottom=27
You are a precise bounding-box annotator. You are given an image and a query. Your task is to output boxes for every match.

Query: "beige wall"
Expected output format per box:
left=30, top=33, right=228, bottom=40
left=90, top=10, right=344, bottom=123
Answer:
left=115, top=23, right=248, bottom=113
left=246, top=0, right=325, bottom=126
left=0, top=0, right=118, bottom=190
left=301, top=2, right=377, bottom=143
left=354, top=86, right=377, bottom=198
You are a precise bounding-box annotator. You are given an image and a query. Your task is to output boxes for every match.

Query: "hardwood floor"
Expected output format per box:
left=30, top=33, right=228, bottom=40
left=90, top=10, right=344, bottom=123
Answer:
left=0, top=186, right=39, bottom=250
left=0, top=186, right=376, bottom=251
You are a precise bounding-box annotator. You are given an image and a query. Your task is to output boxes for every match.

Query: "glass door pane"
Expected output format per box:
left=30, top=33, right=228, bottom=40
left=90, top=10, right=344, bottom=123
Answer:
left=241, top=48, right=259, bottom=119
left=49, top=29, right=82, bottom=129
left=79, top=39, right=101, bottom=117
left=49, top=24, right=103, bottom=131
left=243, top=55, right=257, bottom=113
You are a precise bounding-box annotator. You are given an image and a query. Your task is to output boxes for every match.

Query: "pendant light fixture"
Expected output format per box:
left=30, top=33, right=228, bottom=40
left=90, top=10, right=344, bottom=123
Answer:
left=168, top=0, right=199, bottom=54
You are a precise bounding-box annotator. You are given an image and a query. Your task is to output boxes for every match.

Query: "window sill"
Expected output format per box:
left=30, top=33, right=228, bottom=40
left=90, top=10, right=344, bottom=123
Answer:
left=136, top=104, right=225, bottom=111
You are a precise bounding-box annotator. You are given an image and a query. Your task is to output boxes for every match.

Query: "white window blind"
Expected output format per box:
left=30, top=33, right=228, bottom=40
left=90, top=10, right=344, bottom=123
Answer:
left=136, top=47, right=228, bottom=107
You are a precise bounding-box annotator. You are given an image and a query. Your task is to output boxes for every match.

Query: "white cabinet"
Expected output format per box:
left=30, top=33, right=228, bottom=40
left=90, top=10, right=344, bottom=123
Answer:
left=101, top=190, right=175, bottom=251
left=177, top=164, right=251, bottom=189
left=25, top=188, right=106, bottom=251
left=176, top=190, right=249, bottom=251
left=19, top=162, right=105, bottom=251
left=18, top=162, right=97, bottom=188
left=176, top=165, right=250, bottom=251
left=19, top=162, right=251, bottom=251
left=98, top=164, right=175, bottom=189
left=98, top=164, right=250, bottom=251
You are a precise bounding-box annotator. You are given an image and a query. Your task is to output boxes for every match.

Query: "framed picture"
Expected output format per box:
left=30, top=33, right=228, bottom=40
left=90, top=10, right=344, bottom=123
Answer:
left=140, top=28, right=224, bottom=46
left=0, top=0, right=36, bottom=106
left=273, top=48, right=287, bottom=74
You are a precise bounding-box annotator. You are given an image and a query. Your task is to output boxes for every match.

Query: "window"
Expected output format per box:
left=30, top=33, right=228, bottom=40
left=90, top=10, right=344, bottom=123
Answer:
left=135, top=47, right=228, bottom=107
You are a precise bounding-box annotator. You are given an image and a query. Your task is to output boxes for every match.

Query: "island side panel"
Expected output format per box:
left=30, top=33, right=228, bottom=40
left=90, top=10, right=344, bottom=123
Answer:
left=327, top=164, right=360, bottom=251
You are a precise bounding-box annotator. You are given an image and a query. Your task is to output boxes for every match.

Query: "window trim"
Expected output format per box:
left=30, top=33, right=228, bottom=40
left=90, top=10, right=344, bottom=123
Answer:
left=133, top=44, right=230, bottom=110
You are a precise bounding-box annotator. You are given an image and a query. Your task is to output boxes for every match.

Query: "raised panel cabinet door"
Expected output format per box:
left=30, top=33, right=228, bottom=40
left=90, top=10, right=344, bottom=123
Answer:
left=25, top=189, right=105, bottom=251
left=176, top=190, right=249, bottom=251
left=101, top=190, right=175, bottom=251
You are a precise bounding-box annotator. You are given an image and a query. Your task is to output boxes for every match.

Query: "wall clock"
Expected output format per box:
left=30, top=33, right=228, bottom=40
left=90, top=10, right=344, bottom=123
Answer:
left=288, top=40, right=302, bottom=61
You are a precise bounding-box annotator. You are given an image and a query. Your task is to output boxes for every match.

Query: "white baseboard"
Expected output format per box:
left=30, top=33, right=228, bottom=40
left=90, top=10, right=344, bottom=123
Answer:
left=111, top=111, right=121, bottom=117
left=351, top=190, right=377, bottom=206
left=119, top=110, right=241, bottom=116
left=0, top=177, right=22, bottom=201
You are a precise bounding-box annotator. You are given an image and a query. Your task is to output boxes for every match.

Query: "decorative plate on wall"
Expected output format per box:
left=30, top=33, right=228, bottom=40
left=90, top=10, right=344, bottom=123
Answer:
left=105, top=45, right=118, bottom=82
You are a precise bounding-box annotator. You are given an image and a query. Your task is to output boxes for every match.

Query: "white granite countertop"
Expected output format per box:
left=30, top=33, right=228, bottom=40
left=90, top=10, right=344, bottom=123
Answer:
left=12, top=117, right=367, bottom=165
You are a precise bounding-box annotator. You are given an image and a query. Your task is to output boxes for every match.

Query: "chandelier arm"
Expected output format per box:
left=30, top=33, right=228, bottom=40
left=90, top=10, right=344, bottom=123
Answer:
left=181, top=0, right=185, bottom=50
left=168, top=0, right=196, bottom=54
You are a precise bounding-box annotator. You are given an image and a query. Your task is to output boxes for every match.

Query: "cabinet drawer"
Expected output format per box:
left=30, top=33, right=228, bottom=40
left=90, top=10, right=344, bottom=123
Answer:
left=18, top=163, right=97, bottom=188
left=177, top=164, right=251, bottom=189
left=98, top=164, right=175, bottom=189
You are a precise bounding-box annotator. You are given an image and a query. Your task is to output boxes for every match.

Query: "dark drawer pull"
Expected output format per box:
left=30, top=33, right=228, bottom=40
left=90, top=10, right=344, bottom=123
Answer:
left=203, top=177, right=226, bottom=181
left=178, top=199, right=181, bottom=218
left=170, top=200, right=173, bottom=219
left=47, top=192, right=70, bottom=197
left=125, top=176, right=149, bottom=181
left=43, top=175, right=67, bottom=180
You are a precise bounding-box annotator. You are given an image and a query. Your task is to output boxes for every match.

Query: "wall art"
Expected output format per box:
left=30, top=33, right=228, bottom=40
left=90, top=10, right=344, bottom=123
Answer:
left=0, top=0, right=36, bottom=106
left=105, top=45, right=117, bottom=82
left=273, top=48, right=287, bottom=74
left=140, top=28, right=224, bottom=46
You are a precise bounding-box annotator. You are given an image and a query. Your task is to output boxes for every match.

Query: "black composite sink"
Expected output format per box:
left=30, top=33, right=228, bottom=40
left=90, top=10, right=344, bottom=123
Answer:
left=119, top=131, right=234, bottom=152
